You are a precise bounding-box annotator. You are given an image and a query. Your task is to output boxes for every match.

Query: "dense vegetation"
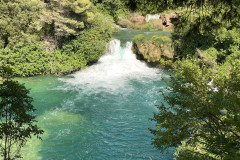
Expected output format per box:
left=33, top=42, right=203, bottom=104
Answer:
left=0, top=67, right=43, bottom=159
left=149, top=0, right=240, bottom=159
left=1, top=0, right=240, bottom=159
left=0, top=0, right=114, bottom=76
left=150, top=59, right=240, bottom=159
left=133, top=34, right=174, bottom=67
left=91, top=0, right=130, bottom=22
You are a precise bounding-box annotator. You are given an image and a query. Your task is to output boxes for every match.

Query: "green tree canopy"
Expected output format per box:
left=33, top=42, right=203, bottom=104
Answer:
left=150, top=59, right=240, bottom=159
left=35, top=0, right=96, bottom=37
left=0, top=67, right=44, bottom=159
left=0, top=0, right=43, bottom=48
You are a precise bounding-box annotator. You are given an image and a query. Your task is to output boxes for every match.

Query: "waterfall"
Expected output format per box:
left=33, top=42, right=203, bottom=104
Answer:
left=62, top=39, right=161, bottom=91
left=106, top=39, right=121, bottom=55
left=145, top=14, right=160, bottom=22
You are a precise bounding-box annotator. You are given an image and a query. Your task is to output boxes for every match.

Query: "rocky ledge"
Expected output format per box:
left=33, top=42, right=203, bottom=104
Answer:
left=132, top=35, right=174, bottom=67
left=118, top=12, right=179, bottom=31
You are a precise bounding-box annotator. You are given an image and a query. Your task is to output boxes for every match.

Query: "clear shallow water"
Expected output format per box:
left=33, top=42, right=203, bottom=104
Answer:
left=17, top=31, right=174, bottom=160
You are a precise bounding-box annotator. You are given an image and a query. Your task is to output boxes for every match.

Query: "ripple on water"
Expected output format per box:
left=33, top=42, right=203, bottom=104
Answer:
left=19, top=36, right=174, bottom=159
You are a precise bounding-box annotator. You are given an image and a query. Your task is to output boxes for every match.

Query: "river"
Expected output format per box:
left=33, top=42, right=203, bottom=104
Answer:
left=19, top=29, right=175, bottom=160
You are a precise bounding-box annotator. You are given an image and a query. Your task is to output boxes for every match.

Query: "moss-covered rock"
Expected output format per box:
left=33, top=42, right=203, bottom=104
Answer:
left=132, top=34, right=174, bottom=67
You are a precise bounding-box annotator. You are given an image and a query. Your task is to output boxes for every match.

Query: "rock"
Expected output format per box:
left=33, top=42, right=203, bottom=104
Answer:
left=133, top=36, right=174, bottom=64
left=117, top=17, right=131, bottom=28
left=161, top=12, right=179, bottom=26
left=130, top=13, right=146, bottom=25
left=151, top=19, right=163, bottom=29
left=163, top=50, right=174, bottom=59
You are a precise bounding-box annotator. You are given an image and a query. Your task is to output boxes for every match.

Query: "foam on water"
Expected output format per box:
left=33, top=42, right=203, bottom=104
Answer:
left=18, top=31, right=175, bottom=159
left=62, top=39, right=161, bottom=91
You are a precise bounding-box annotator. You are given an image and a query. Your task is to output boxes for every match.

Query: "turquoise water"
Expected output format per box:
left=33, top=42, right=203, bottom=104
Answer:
left=18, top=30, right=174, bottom=160
left=113, top=29, right=172, bottom=45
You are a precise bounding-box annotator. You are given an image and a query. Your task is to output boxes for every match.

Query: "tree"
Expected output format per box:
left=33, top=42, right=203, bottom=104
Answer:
left=150, top=59, right=240, bottom=159
left=0, top=0, right=43, bottom=48
left=0, top=67, right=44, bottom=159
left=35, top=0, right=95, bottom=37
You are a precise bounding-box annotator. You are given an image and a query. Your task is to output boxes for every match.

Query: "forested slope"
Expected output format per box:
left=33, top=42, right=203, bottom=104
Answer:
left=0, top=0, right=114, bottom=76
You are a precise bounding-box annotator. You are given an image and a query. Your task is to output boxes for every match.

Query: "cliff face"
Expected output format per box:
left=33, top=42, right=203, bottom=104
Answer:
left=132, top=35, right=174, bottom=67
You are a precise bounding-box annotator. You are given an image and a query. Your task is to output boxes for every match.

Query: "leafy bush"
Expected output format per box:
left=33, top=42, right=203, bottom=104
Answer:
left=0, top=43, right=50, bottom=77
left=133, top=34, right=148, bottom=45
left=150, top=58, right=240, bottom=159
left=152, top=35, right=172, bottom=46
left=172, top=7, right=240, bottom=65
left=133, top=34, right=174, bottom=67
left=0, top=0, right=42, bottom=48
left=51, top=13, right=114, bottom=75
left=0, top=2, right=114, bottom=77
left=93, top=0, right=130, bottom=22
left=50, top=50, right=87, bottom=75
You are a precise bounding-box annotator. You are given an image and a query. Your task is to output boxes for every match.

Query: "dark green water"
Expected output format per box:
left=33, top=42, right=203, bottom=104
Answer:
left=18, top=30, right=174, bottom=160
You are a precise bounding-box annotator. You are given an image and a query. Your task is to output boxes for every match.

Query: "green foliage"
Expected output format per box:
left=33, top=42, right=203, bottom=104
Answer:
left=120, top=0, right=168, bottom=14
left=92, top=0, right=130, bottom=22
left=172, top=9, right=240, bottom=60
left=133, top=34, right=174, bottom=67
left=0, top=0, right=42, bottom=48
left=0, top=0, right=97, bottom=48
left=0, top=0, right=114, bottom=77
left=50, top=49, right=87, bottom=75
left=129, top=0, right=240, bottom=16
left=0, top=67, right=44, bottom=159
left=35, top=0, right=95, bottom=37
left=175, top=144, right=215, bottom=160
left=150, top=58, right=240, bottom=159
left=51, top=13, right=114, bottom=75
left=0, top=43, right=50, bottom=77
left=128, top=19, right=163, bottom=31
left=133, top=34, right=148, bottom=45
left=158, top=58, right=174, bottom=68
left=149, top=1, right=240, bottom=159
left=133, top=34, right=173, bottom=52
left=152, top=36, right=172, bottom=46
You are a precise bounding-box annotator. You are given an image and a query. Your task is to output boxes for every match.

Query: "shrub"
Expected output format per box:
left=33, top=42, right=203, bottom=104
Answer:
left=0, top=43, right=50, bottom=77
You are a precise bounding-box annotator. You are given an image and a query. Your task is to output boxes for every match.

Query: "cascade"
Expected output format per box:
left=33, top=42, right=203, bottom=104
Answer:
left=20, top=30, right=174, bottom=160
left=62, top=39, right=160, bottom=91
left=145, top=14, right=160, bottom=22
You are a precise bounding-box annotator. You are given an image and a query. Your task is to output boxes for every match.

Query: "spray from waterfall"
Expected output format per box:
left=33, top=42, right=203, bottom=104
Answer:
left=61, top=39, right=161, bottom=91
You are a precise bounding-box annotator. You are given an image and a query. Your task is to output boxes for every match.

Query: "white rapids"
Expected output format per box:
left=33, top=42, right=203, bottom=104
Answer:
left=145, top=14, right=161, bottom=22
left=61, top=39, right=161, bottom=90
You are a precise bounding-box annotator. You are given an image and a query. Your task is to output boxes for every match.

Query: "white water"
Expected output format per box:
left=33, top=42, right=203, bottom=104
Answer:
left=62, top=39, right=161, bottom=91
left=116, top=26, right=128, bottom=30
left=146, top=14, right=161, bottom=22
